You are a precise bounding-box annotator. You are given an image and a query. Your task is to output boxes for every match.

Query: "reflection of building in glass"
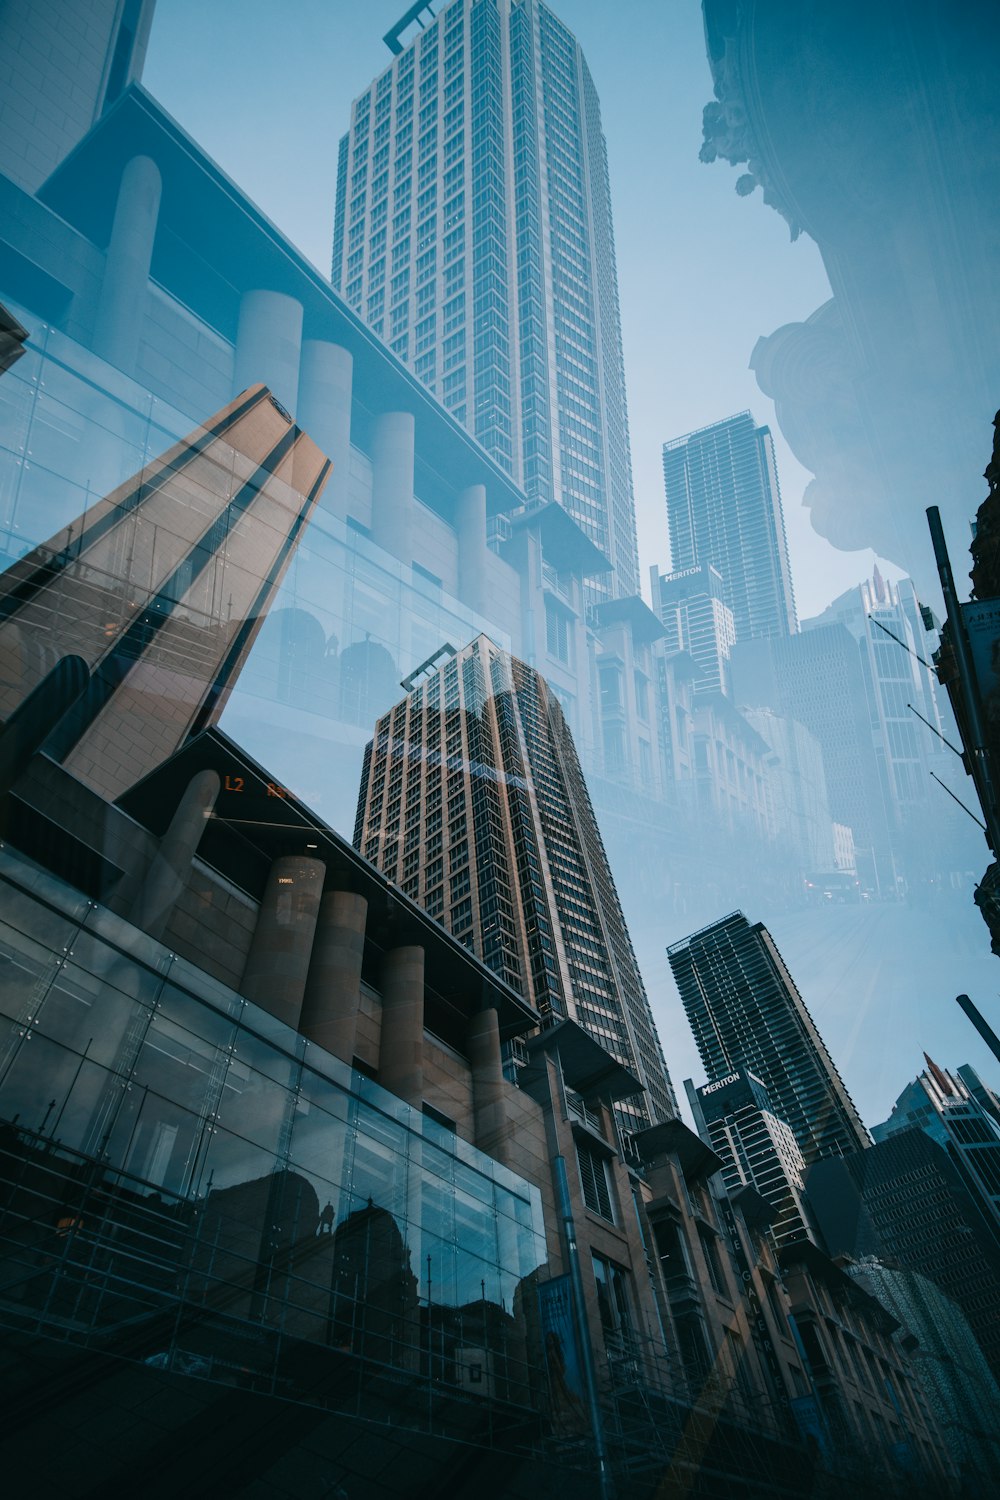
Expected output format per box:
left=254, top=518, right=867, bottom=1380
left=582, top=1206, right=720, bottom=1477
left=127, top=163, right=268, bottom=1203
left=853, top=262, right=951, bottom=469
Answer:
left=0, top=75, right=668, bottom=840
left=807, top=1125, right=1000, bottom=1386
left=843, top=1258, right=1000, bottom=1488
left=662, top=412, right=797, bottom=643
left=669, top=911, right=870, bottom=1165
left=803, top=570, right=968, bottom=887
left=0, top=385, right=330, bottom=801
left=354, top=634, right=677, bottom=1132
left=0, top=722, right=550, bottom=1434
left=0, top=714, right=899, bottom=1494
left=731, top=624, right=892, bottom=892
left=332, top=0, right=641, bottom=600
left=0, top=11, right=968, bottom=1490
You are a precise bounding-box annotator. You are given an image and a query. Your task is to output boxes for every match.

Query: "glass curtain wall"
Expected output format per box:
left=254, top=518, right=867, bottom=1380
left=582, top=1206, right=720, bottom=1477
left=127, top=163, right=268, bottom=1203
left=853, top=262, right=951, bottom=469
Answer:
left=0, top=843, right=546, bottom=1401
left=0, top=305, right=508, bottom=834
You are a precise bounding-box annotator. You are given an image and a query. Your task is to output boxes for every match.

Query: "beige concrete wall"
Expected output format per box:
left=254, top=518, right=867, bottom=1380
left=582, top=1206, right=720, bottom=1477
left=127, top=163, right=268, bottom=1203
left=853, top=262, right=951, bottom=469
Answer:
left=422, top=1033, right=475, bottom=1134
left=162, top=858, right=258, bottom=990
left=353, top=980, right=382, bottom=1072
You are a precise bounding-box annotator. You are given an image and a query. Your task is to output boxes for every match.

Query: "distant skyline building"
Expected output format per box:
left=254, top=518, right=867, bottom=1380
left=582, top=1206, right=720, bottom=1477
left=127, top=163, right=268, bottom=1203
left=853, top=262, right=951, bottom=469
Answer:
left=807, top=1126, right=1000, bottom=1383
left=872, top=1056, right=1000, bottom=1225
left=687, top=1070, right=813, bottom=1248
left=668, top=911, right=870, bottom=1165
left=651, top=562, right=735, bottom=697
left=354, top=633, right=677, bottom=1131
left=804, top=569, right=958, bottom=833
left=730, top=623, right=892, bottom=892
left=331, top=0, right=641, bottom=598
left=741, top=708, right=836, bottom=876
left=662, top=411, right=797, bottom=643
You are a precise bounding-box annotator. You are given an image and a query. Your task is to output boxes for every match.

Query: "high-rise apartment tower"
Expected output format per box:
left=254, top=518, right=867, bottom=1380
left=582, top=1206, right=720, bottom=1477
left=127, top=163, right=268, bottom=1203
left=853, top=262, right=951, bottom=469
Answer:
left=354, top=634, right=677, bottom=1130
left=687, top=1071, right=813, bottom=1248
left=668, top=911, right=869, bottom=1164
left=662, top=412, right=797, bottom=641
left=332, top=0, right=640, bottom=598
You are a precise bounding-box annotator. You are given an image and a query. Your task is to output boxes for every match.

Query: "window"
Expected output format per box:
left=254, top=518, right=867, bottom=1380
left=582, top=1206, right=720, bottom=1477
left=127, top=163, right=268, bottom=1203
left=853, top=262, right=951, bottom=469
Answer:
left=545, top=600, right=573, bottom=665
left=698, top=1228, right=728, bottom=1296
left=591, top=1253, right=634, bottom=1344
left=576, top=1140, right=614, bottom=1221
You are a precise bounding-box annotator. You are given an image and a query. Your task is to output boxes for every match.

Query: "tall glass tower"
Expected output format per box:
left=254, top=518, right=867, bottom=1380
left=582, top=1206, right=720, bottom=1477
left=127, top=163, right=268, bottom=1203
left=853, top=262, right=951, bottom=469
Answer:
left=668, top=911, right=869, bottom=1164
left=662, top=411, right=797, bottom=641
left=332, top=0, right=640, bottom=599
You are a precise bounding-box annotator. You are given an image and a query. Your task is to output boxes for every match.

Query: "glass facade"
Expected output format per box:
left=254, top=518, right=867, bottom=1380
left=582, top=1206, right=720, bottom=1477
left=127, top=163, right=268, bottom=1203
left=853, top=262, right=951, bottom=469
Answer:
left=0, top=842, right=547, bottom=1401
left=0, top=303, right=507, bottom=836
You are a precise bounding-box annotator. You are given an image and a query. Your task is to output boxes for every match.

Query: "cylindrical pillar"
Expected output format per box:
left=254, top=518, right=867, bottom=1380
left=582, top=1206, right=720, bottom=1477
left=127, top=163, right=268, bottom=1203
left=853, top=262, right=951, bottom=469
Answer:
left=241, top=855, right=325, bottom=1029
left=370, top=411, right=414, bottom=563
left=129, top=768, right=221, bottom=941
left=378, top=944, right=425, bottom=1107
left=298, top=339, right=353, bottom=515
left=467, top=1005, right=509, bottom=1164
left=234, top=290, right=304, bottom=415
left=299, top=889, right=368, bottom=1062
left=457, top=483, right=488, bottom=611
left=93, top=154, right=162, bottom=375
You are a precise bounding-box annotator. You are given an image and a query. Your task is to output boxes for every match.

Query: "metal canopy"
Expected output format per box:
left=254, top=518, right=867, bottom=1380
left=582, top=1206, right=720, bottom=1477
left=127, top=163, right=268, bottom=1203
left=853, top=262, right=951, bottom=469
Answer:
left=632, top=1118, right=724, bottom=1182
left=525, top=1018, right=644, bottom=1104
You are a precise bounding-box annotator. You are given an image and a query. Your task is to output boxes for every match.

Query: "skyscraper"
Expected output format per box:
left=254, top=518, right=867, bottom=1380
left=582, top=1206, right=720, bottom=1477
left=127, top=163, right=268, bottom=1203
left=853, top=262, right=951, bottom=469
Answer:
left=687, top=1070, right=813, bottom=1248
left=872, top=1055, right=1000, bottom=1225
left=332, top=0, right=640, bottom=598
left=650, top=562, right=736, bottom=697
left=807, top=1128, right=1000, bottom=1382
left=662, top=411, right=797, bottom=641
left=0, top=385, right=330, bottom=801
left=0, top=0, right=156, bottom=193
left=730, top=624, right=891, bottom=891
left=668, top=911, right=869, bottom=1164
left=354, top=634, right=677, bottom=1130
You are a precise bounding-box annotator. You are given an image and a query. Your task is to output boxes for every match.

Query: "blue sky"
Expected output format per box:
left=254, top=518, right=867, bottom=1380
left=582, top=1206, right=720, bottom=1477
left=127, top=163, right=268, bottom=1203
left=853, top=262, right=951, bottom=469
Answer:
left=143, top=0, right=896, bottom=622
left=142, top=0, right=1000, bottom=1123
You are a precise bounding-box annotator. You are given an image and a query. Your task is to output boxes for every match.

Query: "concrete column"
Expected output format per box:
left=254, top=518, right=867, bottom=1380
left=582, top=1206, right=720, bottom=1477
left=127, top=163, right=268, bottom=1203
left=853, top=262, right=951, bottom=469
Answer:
left=298, top=339, right=353, bottom=515
left=457, top=483, right=488, bottom=612
left=378, top=944, right=425, bottom=1107
left=370, top=411, right=414, bottom=563
left=467, top=1005, right=510, bottom=1164
left=93, top=154, right=162, bottom=375
left=241, top=855, right=325, bottom=1029
left=234, top=290, right=304, bottom=415
left=299, top=889, right=368, bottom=1062
left=129, top=768, right=220, bottom=942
